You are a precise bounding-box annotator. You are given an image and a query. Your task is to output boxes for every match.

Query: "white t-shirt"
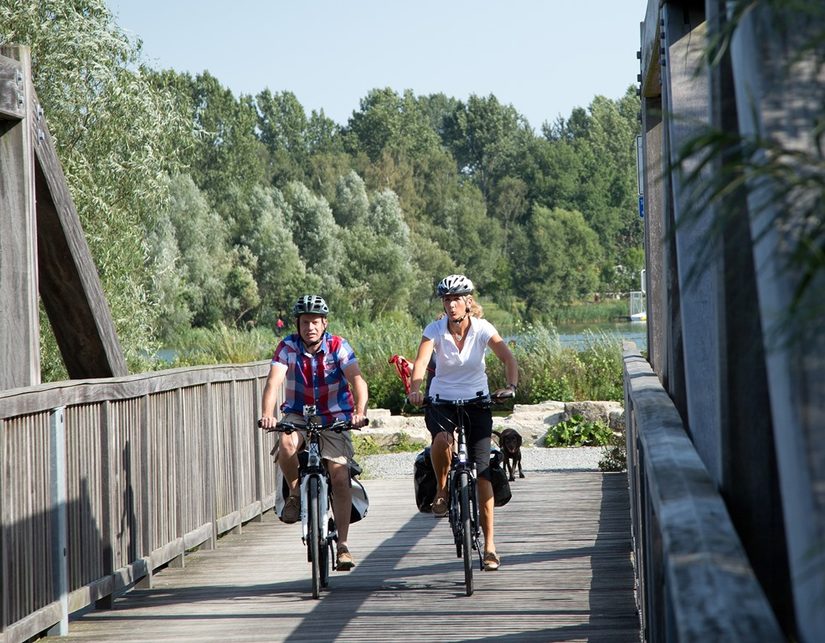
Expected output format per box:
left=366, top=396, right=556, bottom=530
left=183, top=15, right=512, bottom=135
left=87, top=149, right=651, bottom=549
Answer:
left=423, top=317, right=498, bottom=400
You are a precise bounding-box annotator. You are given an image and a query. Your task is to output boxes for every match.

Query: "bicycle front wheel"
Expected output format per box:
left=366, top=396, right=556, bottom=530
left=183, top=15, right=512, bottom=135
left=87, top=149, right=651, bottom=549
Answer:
left=308, top=476, right=322, bottom=599
left=459, top=471, right=474, bottom=596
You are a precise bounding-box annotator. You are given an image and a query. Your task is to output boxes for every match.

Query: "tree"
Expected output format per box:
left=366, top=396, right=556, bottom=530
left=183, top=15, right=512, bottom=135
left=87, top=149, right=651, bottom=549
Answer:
left=282, top=181, right=344, bottom=291
left=511, top=206, right=602, bottom=316
left=340, top=188, right=414, bottom=316
left=232, top=185, right=310, bottom=326
left=333, top=171, right=370, bottom=228
left=256, top=89, right=310, bottom=185
left=158, top=175, right=232, bottom=328
left=442, top=94, right=531, bottom=197
left=1, top=0, right=190, bottom=371
left=347, top=87, right=442, bottom=162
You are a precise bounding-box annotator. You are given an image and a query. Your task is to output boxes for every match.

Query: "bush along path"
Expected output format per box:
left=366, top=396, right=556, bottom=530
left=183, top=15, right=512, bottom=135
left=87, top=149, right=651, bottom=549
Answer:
left=361, top=401, right=625, bottom=449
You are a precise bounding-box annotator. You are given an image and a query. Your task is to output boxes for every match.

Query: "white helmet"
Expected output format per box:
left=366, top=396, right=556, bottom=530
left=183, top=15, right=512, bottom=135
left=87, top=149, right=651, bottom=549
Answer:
left=436, top=274, right=474, bottom=297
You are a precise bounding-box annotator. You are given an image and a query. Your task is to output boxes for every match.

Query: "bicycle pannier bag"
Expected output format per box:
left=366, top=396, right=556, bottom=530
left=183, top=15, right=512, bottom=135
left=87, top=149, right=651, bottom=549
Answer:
left=490, top=447, right=512, bottom=507
left=414, top=447, right=437, bottom=512
left=349, top=476, right=369, bottom=523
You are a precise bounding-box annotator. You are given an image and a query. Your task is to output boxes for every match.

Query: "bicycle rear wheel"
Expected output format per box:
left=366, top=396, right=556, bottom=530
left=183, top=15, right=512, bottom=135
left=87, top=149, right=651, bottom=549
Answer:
left=459, top=471, right=474, bottom=596
left=308, top=476, right=322, bottom=599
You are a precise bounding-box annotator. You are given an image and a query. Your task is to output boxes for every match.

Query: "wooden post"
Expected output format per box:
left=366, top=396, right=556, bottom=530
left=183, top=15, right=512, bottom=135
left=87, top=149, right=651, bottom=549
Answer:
left=0, top=45, right=40, bottom=389
left=47, top=407, right=69, bottom=636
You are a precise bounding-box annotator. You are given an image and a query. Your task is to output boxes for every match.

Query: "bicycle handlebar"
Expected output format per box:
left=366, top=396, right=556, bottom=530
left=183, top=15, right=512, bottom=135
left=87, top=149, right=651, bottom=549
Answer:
left=257, top=418, right=367, bottom=433
left=422, top=390, right=514, bottom=407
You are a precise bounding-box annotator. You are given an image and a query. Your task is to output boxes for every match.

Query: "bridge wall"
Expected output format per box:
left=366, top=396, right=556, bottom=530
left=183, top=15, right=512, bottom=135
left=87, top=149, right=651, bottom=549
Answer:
left=635, top=0, right=825, bottom=641
left=0, top=362, right=277, bottom=643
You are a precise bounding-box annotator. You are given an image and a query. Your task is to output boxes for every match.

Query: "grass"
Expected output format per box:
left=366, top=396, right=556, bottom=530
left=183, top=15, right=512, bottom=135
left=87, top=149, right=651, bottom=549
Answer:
left=159, top=317, right=625, bottom=410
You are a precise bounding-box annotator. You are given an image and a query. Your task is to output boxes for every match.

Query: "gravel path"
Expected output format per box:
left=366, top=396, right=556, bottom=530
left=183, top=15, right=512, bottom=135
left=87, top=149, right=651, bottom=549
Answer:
left=360, top=446, right=605, bottom=479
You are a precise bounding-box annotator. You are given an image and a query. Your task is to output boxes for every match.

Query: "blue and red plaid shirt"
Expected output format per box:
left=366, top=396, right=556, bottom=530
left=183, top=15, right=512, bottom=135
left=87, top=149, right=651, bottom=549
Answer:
left=271, top=332, right=358, bottom=424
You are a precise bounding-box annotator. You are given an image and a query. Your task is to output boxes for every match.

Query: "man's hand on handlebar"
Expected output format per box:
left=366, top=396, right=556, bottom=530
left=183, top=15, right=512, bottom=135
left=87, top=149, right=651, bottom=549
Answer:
left=258, top=415, right=278, bottom=431
left=350, top=413, right=369, bottom=429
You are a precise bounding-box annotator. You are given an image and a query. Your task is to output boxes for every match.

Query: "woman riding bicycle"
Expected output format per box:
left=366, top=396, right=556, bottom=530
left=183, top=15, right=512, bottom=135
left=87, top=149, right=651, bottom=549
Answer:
left=259, top=294, right=368, bottom=571
left=407, top=275, right=518, bottom=571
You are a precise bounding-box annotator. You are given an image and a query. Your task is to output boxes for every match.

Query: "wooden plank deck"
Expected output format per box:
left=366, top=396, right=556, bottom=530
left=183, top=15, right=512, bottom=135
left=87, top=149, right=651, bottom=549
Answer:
left=46, top=471, right=640, bottom=642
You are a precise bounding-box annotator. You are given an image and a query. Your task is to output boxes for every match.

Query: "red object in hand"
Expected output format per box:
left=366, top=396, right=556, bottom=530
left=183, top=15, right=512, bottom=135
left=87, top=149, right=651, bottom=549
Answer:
left=389, top=354, right=413, bottom=394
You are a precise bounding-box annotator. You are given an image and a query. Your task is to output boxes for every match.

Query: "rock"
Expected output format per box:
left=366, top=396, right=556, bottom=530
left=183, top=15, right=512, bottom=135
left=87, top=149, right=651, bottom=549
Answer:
left=365, top=400, right=626, bottom=450
left=563, top=401, right=624, bottom=427
left=361, top=412, right=429, bottom=448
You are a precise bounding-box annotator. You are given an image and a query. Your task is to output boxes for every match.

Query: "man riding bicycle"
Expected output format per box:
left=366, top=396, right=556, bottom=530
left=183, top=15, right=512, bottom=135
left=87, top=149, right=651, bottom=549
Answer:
left=407, top=275, right=518, bottom=571
left=259, top=294, right=368, bottom=571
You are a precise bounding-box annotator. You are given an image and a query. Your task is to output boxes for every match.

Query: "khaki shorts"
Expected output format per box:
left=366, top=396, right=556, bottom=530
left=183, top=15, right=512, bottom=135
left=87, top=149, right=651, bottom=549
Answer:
left=279, top=412, right=354, bottom=465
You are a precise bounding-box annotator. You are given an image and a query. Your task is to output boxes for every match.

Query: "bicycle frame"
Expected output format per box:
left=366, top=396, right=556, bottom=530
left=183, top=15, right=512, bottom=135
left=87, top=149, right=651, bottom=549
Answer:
left=266, top=404, right=358, bottom=598
left=428, top=393, right=490, bottom=595
left=299, top=422, right=333, bottom=550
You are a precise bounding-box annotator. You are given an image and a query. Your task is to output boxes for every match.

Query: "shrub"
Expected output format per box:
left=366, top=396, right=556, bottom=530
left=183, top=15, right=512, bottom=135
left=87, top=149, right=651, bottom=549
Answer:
left=544, top=415, right=612, bottom=447
left=352, top=431, right=427, bottom=459
left=599, top=430, right=627, bottom=472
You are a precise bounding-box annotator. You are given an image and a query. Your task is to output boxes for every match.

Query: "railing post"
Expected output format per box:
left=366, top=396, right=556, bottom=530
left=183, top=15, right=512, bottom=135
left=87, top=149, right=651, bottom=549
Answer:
left=137, top=394, right=152, bottom=589
left=204, top=382, right=217, bottom=549
left=47, top=406, right=68, bottom=636
left=169, top=389, right=185, bottom=568
left=253, top=377, right=265, bottom=520
left=97, top=400, right=114, bottom=609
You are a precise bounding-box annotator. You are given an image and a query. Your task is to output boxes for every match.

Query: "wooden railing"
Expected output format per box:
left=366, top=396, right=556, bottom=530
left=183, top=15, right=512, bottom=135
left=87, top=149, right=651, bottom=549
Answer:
left=0, top=362, right=278, bottom=643
left=622, top=343, right=784, bottom=641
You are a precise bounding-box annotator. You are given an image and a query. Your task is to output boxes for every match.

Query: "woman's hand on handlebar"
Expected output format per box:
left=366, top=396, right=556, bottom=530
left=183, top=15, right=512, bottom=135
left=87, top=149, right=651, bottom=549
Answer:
left=407, top=390, right=424, bottom=406
left=491, top=387, right=516, bottom=400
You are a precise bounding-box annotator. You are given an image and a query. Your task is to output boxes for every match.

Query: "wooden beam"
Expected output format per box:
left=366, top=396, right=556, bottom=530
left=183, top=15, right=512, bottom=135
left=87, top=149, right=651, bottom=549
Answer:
left=29, top=86, right=128, bottom=378
left=0, top=47, right=40, bottom=389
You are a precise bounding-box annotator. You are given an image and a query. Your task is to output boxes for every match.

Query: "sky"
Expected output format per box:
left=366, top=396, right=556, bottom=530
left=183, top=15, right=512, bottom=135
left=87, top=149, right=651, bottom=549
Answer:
left=106, top=0, right=645, bottom=131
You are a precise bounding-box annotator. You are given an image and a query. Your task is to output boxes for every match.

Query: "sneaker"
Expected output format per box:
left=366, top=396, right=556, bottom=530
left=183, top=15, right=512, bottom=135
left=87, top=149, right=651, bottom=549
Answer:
left=431, top=496, right=448, bottom=518
left=483, top=551, right=501, bottom=571
left=337, top=545, right=355, bottom=571
left=280, top=495, right=300, bottom=524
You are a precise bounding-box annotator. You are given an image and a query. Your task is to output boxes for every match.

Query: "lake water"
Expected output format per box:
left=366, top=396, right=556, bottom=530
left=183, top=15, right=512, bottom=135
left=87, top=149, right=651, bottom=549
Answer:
left=555, top=321, right=647, bottom=352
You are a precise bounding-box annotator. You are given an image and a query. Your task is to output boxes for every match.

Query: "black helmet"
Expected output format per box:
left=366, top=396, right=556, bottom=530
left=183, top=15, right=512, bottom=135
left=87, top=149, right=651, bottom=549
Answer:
left=292, top=294, right=329, bottom=318
left=436, top=274, right=474, bottom=297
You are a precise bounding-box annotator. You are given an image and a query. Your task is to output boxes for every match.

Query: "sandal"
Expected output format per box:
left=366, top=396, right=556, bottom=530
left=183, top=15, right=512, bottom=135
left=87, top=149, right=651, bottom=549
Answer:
left=336, top=544, right=355, bottom=571
left=431, top=495, right=448, bottom=518
left=483, top=551, right=501, bottom=571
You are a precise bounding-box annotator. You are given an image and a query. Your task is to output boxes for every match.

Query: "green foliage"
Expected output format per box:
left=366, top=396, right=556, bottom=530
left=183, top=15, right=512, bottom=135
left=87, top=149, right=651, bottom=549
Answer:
left=1, top=0, right=192, bottom=376
left=2, top=2, right=643, bottom=380
left=336, top=317, right=422, bottom=414
left=353, top=432, right=428, bottom=459
left=544, top=415, right=612, bottom=447
left=599, top=430, right=627, bottom=472
left=169, top=324, right=276, bottom=366
left=486, top=324, right=624, bottom=404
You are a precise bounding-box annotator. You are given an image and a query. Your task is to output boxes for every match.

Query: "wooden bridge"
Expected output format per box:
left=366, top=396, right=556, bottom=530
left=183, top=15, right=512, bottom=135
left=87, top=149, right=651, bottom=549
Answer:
left=5, top=0, right=825, bottom=641
left=39, top=474, right=639, bottom=643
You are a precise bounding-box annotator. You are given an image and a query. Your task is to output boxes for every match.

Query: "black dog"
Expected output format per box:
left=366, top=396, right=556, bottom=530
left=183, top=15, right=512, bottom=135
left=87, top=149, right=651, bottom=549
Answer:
left=493, top=428, right=524, bottom=481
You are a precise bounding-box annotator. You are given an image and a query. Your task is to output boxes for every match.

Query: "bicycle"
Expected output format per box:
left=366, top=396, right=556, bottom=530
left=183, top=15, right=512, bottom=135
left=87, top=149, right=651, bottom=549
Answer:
left=259, top=405, right=365, bottom=599
left=425, top=390, right=513, bottom=596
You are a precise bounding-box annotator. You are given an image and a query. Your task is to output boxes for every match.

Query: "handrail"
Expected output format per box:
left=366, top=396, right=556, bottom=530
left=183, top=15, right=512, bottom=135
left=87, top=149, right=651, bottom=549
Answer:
left=0, top=361, right=277, bottom=643
left=622, top=343, right=783, bottom=641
